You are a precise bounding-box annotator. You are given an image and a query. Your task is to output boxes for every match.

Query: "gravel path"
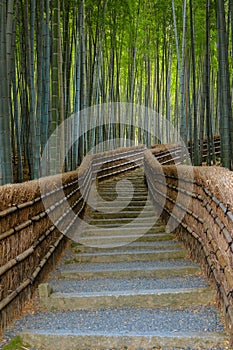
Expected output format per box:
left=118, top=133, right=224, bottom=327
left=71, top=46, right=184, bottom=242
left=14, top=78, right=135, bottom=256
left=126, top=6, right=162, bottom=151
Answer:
left=78, top=248, right=184, bottom=256
left=52, top=259, right=200, bottom=274
left=1, top=305, right=226, bottom=349
left=4, top=306, right=225, bottom=336
left=48, top=275, right=208, bottom=294
left=114, top=241, right=179, bottom=248
left=0, top=287, right=226, bottom=347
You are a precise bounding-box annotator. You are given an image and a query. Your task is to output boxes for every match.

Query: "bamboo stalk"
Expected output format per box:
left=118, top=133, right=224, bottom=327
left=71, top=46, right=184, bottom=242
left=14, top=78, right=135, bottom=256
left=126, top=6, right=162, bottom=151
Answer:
left=0, top=247, right=34, bottom=277
left=0, top=206, right=17, bottom=218
left=14, top=220, right=32, bottom=232
left=0, top=279, right=31, bottom=312
left=0, top=228, right=14, bottom=241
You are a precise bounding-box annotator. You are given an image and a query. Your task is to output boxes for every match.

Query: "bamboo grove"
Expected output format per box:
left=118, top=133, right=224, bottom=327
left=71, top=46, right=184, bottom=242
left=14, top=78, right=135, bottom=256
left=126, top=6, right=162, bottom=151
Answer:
left=0, top=0, right=232, bottom=185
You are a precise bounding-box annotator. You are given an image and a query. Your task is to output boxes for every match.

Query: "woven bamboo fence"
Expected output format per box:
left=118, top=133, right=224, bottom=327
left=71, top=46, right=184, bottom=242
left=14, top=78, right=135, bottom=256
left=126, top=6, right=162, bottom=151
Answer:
left=144, top=149, right=233, bottom=343
left=151, top=135, right=221, bottom=165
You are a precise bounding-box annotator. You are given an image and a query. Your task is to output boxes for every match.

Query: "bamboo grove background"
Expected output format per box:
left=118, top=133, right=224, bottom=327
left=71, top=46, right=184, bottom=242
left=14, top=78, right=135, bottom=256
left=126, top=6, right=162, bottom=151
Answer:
left=0, top=0, right=232, bottom=185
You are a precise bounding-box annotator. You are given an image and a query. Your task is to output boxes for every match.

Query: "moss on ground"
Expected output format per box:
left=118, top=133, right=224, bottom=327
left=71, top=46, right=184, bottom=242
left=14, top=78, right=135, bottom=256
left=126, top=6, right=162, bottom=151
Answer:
left=2, top=336, right=30, bottom=350
left=70, top=242, right=79, bottom=248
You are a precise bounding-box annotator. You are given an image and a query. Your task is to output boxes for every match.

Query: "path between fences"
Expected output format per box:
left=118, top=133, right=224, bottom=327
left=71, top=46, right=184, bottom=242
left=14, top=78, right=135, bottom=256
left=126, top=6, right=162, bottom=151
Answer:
left=2, top=168, right=229, bottom=350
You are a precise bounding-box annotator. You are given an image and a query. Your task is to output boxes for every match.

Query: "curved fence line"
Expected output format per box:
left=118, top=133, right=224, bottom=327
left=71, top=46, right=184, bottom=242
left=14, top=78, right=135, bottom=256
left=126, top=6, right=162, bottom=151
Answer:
left=151, top=136, right=221, bottom=165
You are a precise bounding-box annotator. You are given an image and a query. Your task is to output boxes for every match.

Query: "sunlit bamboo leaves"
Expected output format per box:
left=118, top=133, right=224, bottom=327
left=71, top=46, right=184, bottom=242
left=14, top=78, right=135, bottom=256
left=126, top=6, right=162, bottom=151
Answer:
left=0, top=0, right=232, bottom=185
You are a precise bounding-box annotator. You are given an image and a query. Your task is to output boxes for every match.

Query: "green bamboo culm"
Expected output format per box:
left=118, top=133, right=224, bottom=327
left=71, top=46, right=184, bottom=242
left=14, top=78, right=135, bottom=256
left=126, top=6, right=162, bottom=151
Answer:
left=216, top=0, right=232, bottom=170
left=0, top=0, right=13, bottom=185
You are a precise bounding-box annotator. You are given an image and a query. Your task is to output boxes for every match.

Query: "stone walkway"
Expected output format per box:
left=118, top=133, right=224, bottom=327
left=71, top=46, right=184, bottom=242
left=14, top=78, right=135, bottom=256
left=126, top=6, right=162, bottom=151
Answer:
left=5, top=169, right=229, bottom=349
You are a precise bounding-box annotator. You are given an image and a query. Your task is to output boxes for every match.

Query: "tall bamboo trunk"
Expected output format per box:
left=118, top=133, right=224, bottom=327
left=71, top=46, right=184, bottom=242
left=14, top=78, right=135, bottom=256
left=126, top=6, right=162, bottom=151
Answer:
left=216, top=0, right=232, bottom=169
left=0, top=0, right=13, bottom=184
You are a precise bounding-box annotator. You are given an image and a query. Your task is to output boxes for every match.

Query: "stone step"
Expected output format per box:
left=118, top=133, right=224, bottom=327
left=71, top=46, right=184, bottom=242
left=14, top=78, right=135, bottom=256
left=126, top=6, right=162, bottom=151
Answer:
left=82, top=225, right=165, bottom=237
left=19, top=306, right=228, bottom=349
left=86, top=221, right=163, bottom=229
left=91, top=196, right=151, bottom=202
left=97, top=182, right=147, bottom=188
left=39, top=286, right=215, bottom=311
left=91, top=206, right=155, bottom=213
left=72, top=240, right=182, bottom=253
left=20, top=330, right=228, bottom=350
left=77, top=233, right=174, bottom=247
left=72, top=234, right=173, bottom=248
left=95, top=196, right=148, bottom=202
left=74, top=248, right=187, bottom=263
left=96, top=190, right=149, bottom=197
left=98, top=175, right=146, bottom=182
left=88, top=216, right=163, bottom=225
left=48, top=275, right=208, bottom=295
left=88, top=219, right=161, bottom=227
left=96, top=185, right=148, bottom=190
left=96, top=196, right=149, bottom=202
left=59, top=260, right=201, bottom=279
left=97, top=183, right=147, bottom=192
left=88, top=210, right=156, bottom=219
left=92, top=203, right=154, bottom=209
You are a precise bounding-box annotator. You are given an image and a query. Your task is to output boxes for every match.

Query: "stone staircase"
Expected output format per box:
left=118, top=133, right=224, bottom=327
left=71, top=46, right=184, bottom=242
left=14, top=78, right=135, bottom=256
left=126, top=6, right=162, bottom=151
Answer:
left=17, top=169, right=228, bottom=349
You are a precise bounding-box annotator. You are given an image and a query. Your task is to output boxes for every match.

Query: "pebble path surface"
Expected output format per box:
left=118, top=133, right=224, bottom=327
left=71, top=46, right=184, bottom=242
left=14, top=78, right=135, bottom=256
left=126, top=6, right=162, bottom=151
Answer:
left=47, top=276, right=209, bottom=294
left=52, top=258, right=201, bottom=273
left=3, top=306, right=225, bottom=335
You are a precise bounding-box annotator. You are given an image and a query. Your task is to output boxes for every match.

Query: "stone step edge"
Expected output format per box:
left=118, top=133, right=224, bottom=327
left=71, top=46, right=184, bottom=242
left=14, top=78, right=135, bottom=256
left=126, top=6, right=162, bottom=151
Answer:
left=75, top=250, right=187, bottom=263
left=41, top=286, right=213, bottom=299
left=59, top=265, right=201, bottom=279
left=74, top=242, right=181, bottom=252
left=77, top=248, right=185, bottom=257
left=92, top=206, right=155, bottom=211
left=76, top=236, right=174, bottom=246
left=87, top=212, right=157, bottom=218
left=88, top=220, right=163, bottom=225
left=79, top=233, right=171, bottom=240
left=83, top=226, right=165, bottom=233
left=87, top=221, right=163, bottom=227
left=20, top=330, right=228, bottom=350
left=39, top=285, right=215, bottom=310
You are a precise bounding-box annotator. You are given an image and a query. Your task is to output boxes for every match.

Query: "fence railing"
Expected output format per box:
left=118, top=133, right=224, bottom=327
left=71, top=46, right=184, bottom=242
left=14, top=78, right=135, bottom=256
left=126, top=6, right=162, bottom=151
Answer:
left=0, top=145, right=145, bottom=332
left=151, top=136, right=221, bottom=165
left=144, top=150, right=233, bottom=342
